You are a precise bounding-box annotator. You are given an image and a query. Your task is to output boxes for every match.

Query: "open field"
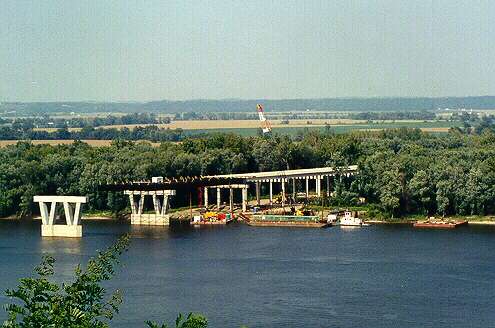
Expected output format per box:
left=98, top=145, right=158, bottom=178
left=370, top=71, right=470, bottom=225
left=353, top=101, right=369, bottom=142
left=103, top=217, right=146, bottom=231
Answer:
left=27, top=120, right=462, bottom=138
left=0, top=140, right=161, bottom=147
left=0, top=122, right=459, bottom=147
left=99, top=119, right=445, bottom=130
left=32, top=118, right=458, bottom=132
left=33, top=119, right=368, bottom=132
left=102, top=119, right=367, bottom=129
left=183, top=120, right=462, bottom=136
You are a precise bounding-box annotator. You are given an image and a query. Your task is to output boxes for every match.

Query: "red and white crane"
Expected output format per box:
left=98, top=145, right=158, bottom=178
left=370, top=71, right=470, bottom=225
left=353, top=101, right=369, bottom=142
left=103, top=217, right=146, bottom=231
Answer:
left=256, top=104, right=272, bottom=134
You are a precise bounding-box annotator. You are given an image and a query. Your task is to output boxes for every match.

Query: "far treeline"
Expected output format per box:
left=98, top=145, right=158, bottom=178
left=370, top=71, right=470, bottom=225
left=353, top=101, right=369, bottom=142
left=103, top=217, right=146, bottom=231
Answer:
left=3, top=96, right=495, bottom=114
left=174, top=110, right=437, bottom=121
left=1, top=127, right=495, bottom=219
left=0, top=126, right=185, bottom=142
left=4, top=112, right=170, bottom=129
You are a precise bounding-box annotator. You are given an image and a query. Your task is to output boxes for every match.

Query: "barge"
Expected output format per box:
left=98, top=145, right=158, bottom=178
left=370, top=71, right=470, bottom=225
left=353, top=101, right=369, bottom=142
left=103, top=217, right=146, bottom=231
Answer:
left=191, top=218, right=234, bottom=226
left=191, top=212, right=234, bottom=226
left=247, top=214, right=329, bottom=228
left=413, top=219, right=468, bottom=229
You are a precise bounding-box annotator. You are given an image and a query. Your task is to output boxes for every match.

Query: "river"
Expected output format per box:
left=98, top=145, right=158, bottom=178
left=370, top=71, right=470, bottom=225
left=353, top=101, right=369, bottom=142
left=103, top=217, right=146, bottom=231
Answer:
left=1, top=221, right=494, bottom=327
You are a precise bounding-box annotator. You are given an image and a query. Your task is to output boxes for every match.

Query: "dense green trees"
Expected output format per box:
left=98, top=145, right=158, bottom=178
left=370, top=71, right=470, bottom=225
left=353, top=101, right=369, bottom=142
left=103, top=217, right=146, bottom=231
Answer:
left=1, top=129, right=495, bottom=219
left=0, top=126, right=184, bottom=142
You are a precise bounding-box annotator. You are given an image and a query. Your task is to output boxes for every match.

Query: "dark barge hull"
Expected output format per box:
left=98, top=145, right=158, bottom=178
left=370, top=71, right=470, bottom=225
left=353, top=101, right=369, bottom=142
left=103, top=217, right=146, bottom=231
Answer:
left=413, top=221, right=468, bottom=228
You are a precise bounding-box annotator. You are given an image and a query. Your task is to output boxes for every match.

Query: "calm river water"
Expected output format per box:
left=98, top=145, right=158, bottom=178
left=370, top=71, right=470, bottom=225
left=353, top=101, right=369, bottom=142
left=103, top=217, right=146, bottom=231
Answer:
left=1, top=221, right=495, bottom=328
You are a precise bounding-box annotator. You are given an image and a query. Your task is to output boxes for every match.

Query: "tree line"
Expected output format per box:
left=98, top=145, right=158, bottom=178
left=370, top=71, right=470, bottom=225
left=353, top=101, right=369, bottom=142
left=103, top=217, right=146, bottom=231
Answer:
left=5, top=113, right=170, bottom=130
left=0, top=126, right=184, bottom=142
left=1, top=128, right=495, bottom=219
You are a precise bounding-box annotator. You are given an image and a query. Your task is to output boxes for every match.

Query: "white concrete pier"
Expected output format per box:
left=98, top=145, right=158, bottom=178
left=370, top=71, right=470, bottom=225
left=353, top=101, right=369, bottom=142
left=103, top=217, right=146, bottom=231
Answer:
left=124, top=190, right=176, bottom=225
left=33, top=195, right=87, bottom=238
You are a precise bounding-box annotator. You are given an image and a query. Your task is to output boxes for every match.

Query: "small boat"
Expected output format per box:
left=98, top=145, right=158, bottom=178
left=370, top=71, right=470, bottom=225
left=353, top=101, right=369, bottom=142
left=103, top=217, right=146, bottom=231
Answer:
left=339, top=211, right=369, bottom=227
left=413, top=217, right=467, bottom=229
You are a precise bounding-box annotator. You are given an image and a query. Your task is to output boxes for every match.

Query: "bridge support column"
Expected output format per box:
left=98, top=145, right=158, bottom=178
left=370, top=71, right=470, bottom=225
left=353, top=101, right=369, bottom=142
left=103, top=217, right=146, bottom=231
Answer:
left=292, top=178, right=296, bottom=202
left=305, top=177, right=309, bottom=199
left=152, top=194, right=161, bottom=215
left=256, top=181, right=260, bottom=206
left=242, top=187, right=248, bottom=212
left=281, top=179, right=286, bottom=207
left=204, top=187, right=209, bottom=208
left=217, top=188, right=221, bottom=210
left=269, top=180, right=273, bottom=205
left=34, top=196, right=87, bottom=238
left=129, top=194, right=137, bottom=214
left=138, top=192, right=144, bottom=215
left=229, top=188, right=234, bottom=211
left=160, top=190, right=175, bottom=216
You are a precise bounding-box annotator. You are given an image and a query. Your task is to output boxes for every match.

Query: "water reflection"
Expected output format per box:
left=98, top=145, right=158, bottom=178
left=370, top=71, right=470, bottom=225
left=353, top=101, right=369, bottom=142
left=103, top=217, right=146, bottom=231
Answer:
left=38, top=237, right=83, bottom=255
left=130, top=225, right=170, bottom=239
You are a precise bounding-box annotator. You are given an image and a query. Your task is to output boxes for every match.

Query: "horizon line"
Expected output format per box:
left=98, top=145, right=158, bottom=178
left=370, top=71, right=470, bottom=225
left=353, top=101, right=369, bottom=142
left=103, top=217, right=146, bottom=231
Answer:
left=2, top=95, right=495, bottom=104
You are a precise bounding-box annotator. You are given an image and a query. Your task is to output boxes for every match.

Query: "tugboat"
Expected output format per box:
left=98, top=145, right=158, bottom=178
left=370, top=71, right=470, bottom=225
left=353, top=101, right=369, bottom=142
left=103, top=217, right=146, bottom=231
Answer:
left=339, top=211, right=369, bottom=227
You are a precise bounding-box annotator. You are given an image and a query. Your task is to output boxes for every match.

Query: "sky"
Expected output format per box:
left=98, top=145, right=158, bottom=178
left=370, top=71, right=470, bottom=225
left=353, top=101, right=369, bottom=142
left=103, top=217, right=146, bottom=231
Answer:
left=1, top=0, right=494, bottom=102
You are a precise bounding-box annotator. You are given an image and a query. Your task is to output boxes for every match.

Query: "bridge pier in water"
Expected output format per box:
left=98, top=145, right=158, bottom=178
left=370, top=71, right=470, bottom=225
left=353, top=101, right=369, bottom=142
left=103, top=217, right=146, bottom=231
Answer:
left=125, top=190, right=176, bottom=225
left=33, top=195, right=87, bottom=237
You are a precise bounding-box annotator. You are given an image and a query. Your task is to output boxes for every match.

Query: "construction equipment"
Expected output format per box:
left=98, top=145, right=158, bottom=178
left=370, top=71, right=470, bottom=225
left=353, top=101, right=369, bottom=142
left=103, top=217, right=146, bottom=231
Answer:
left=256, top=104, right=272, bottom=134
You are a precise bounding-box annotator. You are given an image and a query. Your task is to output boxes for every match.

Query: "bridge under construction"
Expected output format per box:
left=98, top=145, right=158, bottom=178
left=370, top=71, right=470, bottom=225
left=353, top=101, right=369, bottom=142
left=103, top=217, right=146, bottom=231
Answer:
left=32, top=165, right=358, bottom=237
left=104, top=165, right=358, bottom=225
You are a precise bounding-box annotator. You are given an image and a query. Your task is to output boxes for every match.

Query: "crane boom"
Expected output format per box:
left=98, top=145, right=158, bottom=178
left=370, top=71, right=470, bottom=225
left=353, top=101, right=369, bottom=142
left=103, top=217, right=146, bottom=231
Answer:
left=256, top=104, right=272, bottom=134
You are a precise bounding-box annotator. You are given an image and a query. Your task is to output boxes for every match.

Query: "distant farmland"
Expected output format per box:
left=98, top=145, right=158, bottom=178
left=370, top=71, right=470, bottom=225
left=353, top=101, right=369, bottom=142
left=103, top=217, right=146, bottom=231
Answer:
left=182, top=120, right=462, bottom=136
left=101, top=119, right=366, bottom=130
left=33, top=119, right=461, bottom=133
left=1, top=120, right=461, bottom=148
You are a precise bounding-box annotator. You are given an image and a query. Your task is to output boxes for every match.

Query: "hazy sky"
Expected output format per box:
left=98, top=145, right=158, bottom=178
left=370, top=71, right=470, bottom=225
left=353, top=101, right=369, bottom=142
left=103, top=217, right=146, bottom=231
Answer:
left=1, top=1, right=494, bottom=101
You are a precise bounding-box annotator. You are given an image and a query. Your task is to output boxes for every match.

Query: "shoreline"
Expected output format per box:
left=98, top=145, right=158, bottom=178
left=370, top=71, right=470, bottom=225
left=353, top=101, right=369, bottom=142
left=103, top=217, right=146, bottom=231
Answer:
left=2, top=215, right=495, bottom=226
left=0, top=215, right=120, bottom=222
left=365, top=219, right=495, bottom=226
